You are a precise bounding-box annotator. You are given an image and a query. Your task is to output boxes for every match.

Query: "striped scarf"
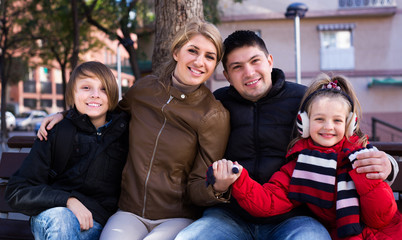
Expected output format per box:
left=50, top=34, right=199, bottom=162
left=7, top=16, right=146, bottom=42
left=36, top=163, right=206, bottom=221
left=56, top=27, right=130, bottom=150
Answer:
left=287, top=136, right=377, bottom=238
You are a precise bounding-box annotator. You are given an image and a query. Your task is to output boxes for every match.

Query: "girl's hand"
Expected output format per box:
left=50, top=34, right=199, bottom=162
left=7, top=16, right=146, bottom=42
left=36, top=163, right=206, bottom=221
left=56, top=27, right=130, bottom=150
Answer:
left=37, top=113, right=64, bottom=141
left=212, top=159, right=243, bottom=193
left=66, top=197, right=93, bottom=231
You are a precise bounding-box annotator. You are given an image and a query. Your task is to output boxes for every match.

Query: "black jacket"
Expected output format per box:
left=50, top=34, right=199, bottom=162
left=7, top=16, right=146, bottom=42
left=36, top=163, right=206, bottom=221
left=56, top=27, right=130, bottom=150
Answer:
left=213, top=68, right=309, bottom=223
left=5, top=109, right=129, bottom=226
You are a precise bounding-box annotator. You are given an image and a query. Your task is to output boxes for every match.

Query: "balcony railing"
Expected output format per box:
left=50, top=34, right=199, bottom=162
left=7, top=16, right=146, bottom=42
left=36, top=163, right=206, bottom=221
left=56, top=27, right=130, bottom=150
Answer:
left=339, top=0, right=396, bottom=8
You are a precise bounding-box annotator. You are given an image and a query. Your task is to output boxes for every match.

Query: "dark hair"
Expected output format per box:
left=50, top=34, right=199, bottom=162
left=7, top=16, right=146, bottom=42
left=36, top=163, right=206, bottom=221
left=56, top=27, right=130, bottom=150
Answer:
left=222, top=30, right=269, bottom=71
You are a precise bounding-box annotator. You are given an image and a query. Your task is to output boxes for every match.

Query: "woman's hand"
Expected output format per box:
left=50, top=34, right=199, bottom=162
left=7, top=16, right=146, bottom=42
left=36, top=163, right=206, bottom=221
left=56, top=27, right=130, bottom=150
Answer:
left=212, top=159, right=243, bottom=193
left=66, top=197, right=93, bottom=231
left=37, top=113, right=64, bottom=141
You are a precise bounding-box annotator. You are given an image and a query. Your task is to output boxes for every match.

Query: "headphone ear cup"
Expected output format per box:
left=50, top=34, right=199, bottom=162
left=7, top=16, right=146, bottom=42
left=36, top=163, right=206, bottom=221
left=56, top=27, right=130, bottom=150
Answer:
left=346, top=112, right=357, bottom=137
left=297, top=111, right=310, bottom=138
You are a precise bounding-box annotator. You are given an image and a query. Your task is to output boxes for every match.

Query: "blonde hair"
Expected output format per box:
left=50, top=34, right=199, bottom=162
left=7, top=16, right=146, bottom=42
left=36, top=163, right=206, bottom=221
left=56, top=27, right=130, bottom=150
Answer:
left=289, top=73, right=367, bottom=149
left=160, top=18, right=223, bottom=80
left=65, top=61, right=118, bottom=111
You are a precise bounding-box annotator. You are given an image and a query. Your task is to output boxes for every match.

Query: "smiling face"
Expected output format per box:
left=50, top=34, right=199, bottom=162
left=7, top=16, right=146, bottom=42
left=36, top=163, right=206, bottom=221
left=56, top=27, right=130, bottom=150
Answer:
left=223, top=46, right=274, bottom=102
left=172, top=34, right=218, bottom=86
left=74, top=77, right=109, bottom=129
left=309, top=96, right=350, bottom=147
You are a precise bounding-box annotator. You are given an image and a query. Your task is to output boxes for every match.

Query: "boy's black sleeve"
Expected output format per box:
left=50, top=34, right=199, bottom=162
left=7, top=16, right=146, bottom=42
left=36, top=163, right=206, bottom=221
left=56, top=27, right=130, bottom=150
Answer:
left=5, top=132, right=71, bottom=216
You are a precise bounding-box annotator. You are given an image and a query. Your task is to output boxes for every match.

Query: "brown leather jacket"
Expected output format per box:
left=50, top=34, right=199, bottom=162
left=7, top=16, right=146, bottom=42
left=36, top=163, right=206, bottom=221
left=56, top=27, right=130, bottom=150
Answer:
left=117, top=75, right=230, bottom=220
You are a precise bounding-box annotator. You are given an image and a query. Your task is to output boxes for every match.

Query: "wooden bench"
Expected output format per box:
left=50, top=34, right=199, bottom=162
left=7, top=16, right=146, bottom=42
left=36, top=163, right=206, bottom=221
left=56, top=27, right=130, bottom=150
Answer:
left=374, top=142, right=402, bottom=210
left=0, top=136, right=36, bottom=240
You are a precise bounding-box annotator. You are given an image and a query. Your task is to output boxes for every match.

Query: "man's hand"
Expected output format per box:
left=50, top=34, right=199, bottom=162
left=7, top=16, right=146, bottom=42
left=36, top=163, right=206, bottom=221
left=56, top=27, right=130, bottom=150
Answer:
left=66, top=197, right=93, bottom=231
left=37, top=113, right=64, bottom=141
left=212, top=159, right=242, bottom=193
left=353, top=150, right=391, bottom=180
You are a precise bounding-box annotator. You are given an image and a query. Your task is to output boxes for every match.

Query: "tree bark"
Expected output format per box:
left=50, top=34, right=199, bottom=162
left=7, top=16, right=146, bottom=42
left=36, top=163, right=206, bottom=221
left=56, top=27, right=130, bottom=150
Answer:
left=1, top=0, right=9, bottom=142
left=152, top=0, right=204, bottom=77
left=70, top=0, right=79, bottom=71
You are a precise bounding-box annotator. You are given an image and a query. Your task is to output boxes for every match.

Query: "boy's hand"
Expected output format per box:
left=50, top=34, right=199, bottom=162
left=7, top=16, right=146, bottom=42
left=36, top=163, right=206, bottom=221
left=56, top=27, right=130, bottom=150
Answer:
left=354, top=150, right=391, bottom=180
left=37, top=113, right=64, bottom=141
left=66, top=197, right=93, bottom=231
left=212, top=159, right=242, bottom=193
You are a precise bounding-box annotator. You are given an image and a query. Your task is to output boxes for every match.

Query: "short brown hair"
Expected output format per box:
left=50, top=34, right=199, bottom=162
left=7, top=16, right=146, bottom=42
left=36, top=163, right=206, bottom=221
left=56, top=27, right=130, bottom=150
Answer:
left=65, top=61, right=118, bottom=111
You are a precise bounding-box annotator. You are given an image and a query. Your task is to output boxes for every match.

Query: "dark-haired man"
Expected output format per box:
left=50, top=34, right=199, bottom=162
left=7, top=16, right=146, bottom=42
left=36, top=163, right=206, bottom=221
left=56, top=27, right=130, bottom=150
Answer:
left=175, top=30, right=398, bottom=240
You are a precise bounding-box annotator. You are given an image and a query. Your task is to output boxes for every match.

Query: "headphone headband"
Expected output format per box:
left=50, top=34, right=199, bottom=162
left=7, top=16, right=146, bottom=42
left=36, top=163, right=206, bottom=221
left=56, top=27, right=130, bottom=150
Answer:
left=299, top=88, right=354, bottom=113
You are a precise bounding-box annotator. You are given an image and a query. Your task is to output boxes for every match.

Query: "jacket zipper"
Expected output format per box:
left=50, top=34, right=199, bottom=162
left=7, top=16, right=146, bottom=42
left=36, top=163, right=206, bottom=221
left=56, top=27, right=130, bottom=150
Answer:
left=142, top=95, right=174, bottom=217
left=253, top=102, right=261, bottom=183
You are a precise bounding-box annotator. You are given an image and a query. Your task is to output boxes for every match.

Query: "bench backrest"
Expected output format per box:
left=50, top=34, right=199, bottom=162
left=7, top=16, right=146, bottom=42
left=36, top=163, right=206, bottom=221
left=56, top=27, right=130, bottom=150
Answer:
left=0, top=152, right=29, bottom=213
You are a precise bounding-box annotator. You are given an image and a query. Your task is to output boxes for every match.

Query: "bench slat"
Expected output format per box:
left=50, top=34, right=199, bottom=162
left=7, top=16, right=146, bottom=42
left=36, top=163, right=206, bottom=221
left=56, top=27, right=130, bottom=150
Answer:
left=0, top=150, right=33, bottom=239
left=7, top=136, right=36, bottom=149
left=0, top=218, right=34, bottom=240
left=0, top=152, right=29, bottom=179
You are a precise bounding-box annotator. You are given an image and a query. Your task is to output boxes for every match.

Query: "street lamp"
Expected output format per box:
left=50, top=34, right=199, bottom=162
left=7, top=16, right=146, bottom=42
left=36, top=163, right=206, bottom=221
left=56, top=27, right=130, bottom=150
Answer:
left=285, top=2, right=308, bottom=84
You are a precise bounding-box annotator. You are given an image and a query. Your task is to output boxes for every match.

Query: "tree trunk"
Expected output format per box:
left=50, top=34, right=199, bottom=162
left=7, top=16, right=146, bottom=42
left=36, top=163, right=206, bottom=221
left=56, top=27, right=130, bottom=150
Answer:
left=60, top=65, right=67, bottom=111
left=70, top=0, right=79, bottom=70
left=1, top=0, right=9, bottom=143
left=152, top=0, right=204, bottom=77
left=0, top=53, right=8, bottom=144
left=124, top=43, right=141, bottom=80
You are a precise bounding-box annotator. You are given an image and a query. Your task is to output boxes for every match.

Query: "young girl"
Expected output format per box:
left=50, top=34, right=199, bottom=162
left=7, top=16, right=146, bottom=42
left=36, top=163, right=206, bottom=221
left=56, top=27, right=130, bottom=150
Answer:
left=5, top=61, right=129, bottom=239
left=213, top=74, right=402, bottom=239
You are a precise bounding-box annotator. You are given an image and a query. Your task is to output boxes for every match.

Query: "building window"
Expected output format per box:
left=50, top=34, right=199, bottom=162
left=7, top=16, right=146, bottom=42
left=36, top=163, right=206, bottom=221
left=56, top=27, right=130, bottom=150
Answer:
left=318, top=23, right=355, bottom=70
left=41, top=82, right=52, bottom=94
left=23, top=81, right=36, bottom=93
left=40, top=99, right=53, bottom=108
left=24, top=67, right=36, bottom=93
left=56, top=83, right=63, bottom=94
left=39, top=67, right=49, bottom=82
left=28, top=67, right=35, bottom=81
left=56, top=100, right=65, bottom=108
left=24, top=98, right=37, bottom=109
left=339, top=0, right=395, bottom=8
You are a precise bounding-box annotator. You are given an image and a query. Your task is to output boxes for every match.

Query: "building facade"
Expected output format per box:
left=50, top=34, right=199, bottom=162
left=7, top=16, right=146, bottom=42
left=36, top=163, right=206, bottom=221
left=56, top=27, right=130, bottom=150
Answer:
left=210, top=0, right=402, bottom=141
left=4, top=0, right=401, bottom=141
left=5, top=31, right=136, bottom=115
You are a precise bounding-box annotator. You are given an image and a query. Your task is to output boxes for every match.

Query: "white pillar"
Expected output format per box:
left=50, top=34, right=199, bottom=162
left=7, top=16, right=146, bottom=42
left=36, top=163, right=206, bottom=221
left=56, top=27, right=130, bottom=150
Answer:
left=294, top=15, right=301, bottom=84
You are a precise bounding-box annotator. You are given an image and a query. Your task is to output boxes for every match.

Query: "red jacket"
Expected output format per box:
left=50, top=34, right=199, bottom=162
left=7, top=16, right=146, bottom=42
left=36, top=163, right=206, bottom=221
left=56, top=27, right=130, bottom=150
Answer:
left=232, top=137, right=402, bottom=240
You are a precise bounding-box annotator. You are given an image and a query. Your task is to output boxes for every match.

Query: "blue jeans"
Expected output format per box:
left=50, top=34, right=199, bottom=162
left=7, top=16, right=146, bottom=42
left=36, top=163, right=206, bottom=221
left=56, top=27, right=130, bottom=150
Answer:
left=31, top=207, right=103, bottom=240
left=175, top=207, right=331, bottom=240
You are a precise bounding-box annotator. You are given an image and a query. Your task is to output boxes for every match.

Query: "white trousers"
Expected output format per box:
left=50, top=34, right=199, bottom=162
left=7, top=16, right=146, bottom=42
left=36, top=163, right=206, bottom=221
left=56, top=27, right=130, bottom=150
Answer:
left=100, top=210, right=193, bottom=240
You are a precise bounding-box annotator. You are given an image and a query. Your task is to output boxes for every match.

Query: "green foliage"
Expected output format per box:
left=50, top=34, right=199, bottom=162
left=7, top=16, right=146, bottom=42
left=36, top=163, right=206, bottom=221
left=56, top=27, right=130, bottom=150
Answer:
left=25, top=0, right=101, bottom=69
left=203, top=0, right=243, bottom=24
left=0, top=0, right=32, bottom=86
left=85, top=0, right=153, bottom=39
left=203, top=0, right=221, bottom=24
